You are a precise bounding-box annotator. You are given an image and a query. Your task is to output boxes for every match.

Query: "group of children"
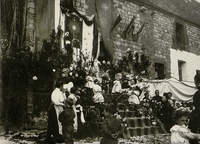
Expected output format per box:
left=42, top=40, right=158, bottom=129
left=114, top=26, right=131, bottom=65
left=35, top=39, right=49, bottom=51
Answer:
left=58, top=98, right=200, bottom=144
left=59, top=99, right=123, bottom=144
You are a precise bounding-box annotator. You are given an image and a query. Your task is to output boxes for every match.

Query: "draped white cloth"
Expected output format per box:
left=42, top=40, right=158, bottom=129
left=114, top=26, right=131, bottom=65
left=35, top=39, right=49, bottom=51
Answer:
left=138, top=78, right=197, bottom=102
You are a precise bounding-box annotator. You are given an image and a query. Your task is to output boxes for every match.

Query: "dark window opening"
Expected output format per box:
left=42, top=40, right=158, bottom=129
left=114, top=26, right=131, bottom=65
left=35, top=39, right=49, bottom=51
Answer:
left=178, top=60, right=186, bottom=81
left=175, top=22, right=185, bottom=50
left=155, top=63, right=165, bottom=79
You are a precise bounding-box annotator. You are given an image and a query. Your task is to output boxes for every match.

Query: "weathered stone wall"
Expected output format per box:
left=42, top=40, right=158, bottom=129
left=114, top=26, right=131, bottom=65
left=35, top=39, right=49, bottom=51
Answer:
left=26, top=0, right=35, bottom=116
left=75, top=0, right=200, bottom=80
left=26, top=0, right=35, bottom=52
left=186, top=24, right=200, bottom=55
left=149, top=11, right=174, bottom=78
left=111, top=0, right=141, bottom=60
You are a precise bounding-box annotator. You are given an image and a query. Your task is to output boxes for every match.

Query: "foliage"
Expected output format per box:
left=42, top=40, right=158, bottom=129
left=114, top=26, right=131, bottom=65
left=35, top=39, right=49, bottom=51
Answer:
left=1, top=0, right=30, bottom=131
left=1, top=40, right=31, bottom=130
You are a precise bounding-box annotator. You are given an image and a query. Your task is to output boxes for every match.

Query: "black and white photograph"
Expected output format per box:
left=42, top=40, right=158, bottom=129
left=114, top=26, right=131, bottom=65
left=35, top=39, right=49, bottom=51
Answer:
left=1, top=0, right=200, bottom=143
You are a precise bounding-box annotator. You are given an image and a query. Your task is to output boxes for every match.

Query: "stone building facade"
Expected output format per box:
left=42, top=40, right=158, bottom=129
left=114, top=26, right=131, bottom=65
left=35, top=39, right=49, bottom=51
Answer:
left=1, top=0, right=200, bottom=129
left=42, top=0, right=200, bottom=82
left=31, top=0, right=200, bottom=83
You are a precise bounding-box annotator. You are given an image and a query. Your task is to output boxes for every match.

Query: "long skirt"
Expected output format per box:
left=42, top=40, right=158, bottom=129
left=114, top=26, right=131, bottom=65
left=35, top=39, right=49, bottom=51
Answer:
left=46, top=104, right=64, bottom=143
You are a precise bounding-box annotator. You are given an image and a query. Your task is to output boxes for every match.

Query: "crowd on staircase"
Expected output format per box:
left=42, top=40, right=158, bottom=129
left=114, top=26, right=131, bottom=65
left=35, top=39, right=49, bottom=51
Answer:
left=45, top=70, right=200, bottom=144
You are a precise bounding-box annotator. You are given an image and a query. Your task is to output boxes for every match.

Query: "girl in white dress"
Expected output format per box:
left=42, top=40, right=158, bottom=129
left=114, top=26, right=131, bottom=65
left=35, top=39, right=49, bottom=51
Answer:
left=170, top=107, right=200, bottom=144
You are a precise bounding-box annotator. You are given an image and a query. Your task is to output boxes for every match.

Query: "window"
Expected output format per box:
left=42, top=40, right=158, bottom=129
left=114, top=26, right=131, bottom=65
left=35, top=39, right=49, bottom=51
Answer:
left=178, top=60, right=186, bottom=81
left=175, top=22, right=185, bottom=50
left=155, top=63, right=165, bottom=79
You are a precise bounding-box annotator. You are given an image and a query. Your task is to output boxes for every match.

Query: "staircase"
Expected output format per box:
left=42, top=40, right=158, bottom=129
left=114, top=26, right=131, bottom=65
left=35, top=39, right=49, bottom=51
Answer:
left=125, top=117, right=158, bottom=137
left=117, top=103, right=160, bottom=138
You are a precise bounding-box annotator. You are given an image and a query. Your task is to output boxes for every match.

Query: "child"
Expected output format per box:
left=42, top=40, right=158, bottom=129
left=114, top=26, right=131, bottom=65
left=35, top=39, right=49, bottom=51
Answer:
left=59, top=98, right=75, bottom=144
left=100, top=103, right=123, bottom=144
left=170, top=107, right=200, bottom=144
left=112, top=73, right=122, bottom=93
left=92, top=79, right=104, bottom=104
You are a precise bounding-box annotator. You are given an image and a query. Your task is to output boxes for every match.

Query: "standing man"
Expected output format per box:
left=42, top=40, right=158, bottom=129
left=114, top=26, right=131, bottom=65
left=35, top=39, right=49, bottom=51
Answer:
left=150, top=90, right=163, bottom=120
left=189, top=73, right=200, bottom=144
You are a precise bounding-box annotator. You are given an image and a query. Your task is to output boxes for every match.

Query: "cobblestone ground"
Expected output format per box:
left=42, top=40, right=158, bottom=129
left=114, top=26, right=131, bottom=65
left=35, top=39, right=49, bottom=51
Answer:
left=0, top=130, right=171, bottom=144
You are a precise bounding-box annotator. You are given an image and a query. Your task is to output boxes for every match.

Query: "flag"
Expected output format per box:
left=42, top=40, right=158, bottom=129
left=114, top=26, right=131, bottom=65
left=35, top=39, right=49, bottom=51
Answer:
left=92, top=16, right=99, bottom=60
left=110, top=15, right=122, bottom=32
left=96, top=0, right=113, bottom=60
left=122, top=15, right=136, bottom=39
left=132, top=22, right=146, bottom=42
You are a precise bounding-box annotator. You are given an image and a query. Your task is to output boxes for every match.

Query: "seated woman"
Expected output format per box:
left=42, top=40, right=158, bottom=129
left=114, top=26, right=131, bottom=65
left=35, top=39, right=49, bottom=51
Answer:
left=92, top=79, right=104, bottom=104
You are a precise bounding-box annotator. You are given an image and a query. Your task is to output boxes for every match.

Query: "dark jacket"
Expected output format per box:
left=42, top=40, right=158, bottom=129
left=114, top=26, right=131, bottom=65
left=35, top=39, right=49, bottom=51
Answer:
left=101, top=115, right=122, bottom=144
left=59, top=107, right=75, bottom=126
left=188, top=87, right=200, bottom=144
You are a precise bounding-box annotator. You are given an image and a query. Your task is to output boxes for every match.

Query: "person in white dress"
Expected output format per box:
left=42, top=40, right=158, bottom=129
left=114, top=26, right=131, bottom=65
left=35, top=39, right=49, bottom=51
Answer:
left=112, top=73, right=123, bottom=93
left=68, top=87, right=85, bottom=132
left=92, top=79, right=104, bottom=103
left=170, top=107, right=200, bottom=144
left=46, top=80, right=66, bottom=143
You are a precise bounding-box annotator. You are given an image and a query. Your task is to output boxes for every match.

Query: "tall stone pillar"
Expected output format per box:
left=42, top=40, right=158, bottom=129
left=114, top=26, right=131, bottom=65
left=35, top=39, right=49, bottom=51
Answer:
left=0, top=41, right=3, bottom=132
left=26, top=0, right=35, bottom=52
left=26, top=0, right=35, bottom=119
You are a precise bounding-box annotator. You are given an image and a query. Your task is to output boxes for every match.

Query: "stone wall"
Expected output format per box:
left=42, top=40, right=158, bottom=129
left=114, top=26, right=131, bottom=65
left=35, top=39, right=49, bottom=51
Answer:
left=75, top=0, right=200, bottom=80
left=149, top=11, right=174, bottom=78
left=26, top=0, right=35, bottom=52
left=186, top=24, right=200, bottom=55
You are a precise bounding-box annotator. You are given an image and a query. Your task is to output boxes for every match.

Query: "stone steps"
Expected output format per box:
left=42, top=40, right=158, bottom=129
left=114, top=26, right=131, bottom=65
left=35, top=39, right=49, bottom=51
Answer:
left=124, top=117, right=158, bottom=137
left=116, top=103, right=159, bottom=137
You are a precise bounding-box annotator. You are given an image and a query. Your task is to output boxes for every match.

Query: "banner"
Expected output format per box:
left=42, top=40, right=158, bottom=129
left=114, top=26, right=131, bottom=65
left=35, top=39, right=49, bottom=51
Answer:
left=96, top=0, right=113, bottom=60
left=65, top=14, right=82, bottom=62
left=65, top=15, right=82, bottom=43
left=82, top=20, right=94, bottom=60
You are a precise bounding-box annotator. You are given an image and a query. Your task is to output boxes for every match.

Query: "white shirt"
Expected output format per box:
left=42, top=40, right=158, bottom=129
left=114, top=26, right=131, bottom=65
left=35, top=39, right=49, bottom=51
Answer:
left=112, top=80, right=122, bottom=93
left=93, top=84, right=102, bottom=94
left=128, top=94, right=140, bottom=105
left=51, top=88, right=65, bottom=106
left=170, top=125, right=200, bottom=144
left=51, top=87, right=66, bottom=135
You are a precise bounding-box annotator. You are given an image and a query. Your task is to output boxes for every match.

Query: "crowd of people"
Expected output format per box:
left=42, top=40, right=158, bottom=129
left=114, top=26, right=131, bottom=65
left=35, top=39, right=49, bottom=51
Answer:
left=45, top=72, right=200, bottom=144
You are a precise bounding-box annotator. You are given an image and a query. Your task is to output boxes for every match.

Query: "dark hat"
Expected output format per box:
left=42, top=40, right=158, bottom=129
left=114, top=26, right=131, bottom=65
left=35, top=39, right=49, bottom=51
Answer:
left=105, top=103, right=117, bottom=115
left=64, top=98, right=73, bottom=107
left=163, top=92, right=168, bottom=97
